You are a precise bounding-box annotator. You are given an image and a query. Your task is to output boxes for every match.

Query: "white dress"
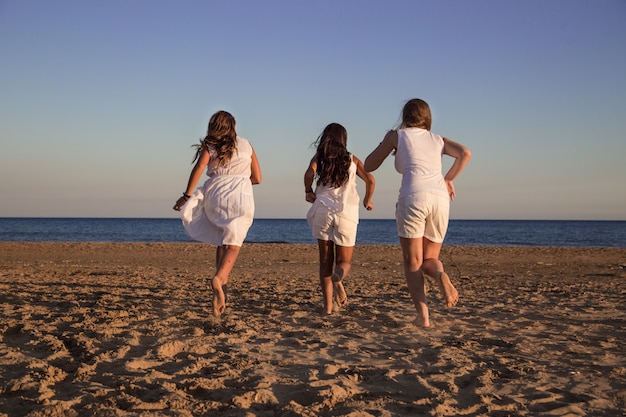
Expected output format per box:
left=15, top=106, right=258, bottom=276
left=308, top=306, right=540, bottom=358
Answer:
left=180, top=137, right=255, bottom=246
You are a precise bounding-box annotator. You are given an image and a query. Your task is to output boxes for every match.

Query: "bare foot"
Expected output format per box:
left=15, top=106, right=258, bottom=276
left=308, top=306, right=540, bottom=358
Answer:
left=413, top=317, right=433, bottom=328
left=211, top=277, right=226, bottom=317
left=331, top=266, right=344, bottom=283
left=333, top=282, right=347, bottom=307
left=437, top=271, right=458, bottom=308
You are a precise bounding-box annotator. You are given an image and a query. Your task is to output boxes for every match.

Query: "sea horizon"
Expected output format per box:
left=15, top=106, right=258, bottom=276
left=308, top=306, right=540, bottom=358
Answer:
left=0, top=218, right=624, bottom=248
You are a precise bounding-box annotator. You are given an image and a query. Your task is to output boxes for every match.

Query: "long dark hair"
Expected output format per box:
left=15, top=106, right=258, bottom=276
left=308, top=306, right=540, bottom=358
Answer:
left=401, top=98, right=432, bottom=130
left=193, top=110, right=237, bottom=166
left=312, top=123, right=351, bottom=188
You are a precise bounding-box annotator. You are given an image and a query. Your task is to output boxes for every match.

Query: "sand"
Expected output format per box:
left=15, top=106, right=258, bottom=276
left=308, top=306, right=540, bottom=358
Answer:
left=0, top=242, right=624, bottom=416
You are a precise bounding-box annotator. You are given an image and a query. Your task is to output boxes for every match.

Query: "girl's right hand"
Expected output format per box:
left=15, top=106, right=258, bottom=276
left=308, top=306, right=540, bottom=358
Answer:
left=445, top=180, right=456, bottom=201
left=173, top=196, right=189, bottom=211
left=305, top=191, right=316, bottom=203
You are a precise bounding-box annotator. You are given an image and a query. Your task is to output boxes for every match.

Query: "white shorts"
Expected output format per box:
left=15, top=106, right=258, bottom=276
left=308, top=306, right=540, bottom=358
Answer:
left=307, top=205, right=357, bottom=247
left=396, top=193, right=449, bottom=242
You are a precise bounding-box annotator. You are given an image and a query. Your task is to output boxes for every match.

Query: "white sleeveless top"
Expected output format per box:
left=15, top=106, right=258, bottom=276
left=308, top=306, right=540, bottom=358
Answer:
left=206, top=136, right=252, bottom=178
left=394, top=128, right=448, bottom=198
left=312, top=155, right=359, bottom=222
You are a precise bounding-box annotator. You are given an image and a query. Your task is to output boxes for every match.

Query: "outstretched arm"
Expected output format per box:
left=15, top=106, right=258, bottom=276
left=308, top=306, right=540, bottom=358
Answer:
left=442, top=137, right=471, bottom=201
left=354, top=156, right=375, bottom=210
left=364, top=130, right=397, bottom=172
left=173, top=148, right=210, bottom=211
left=304, top=158, right=317, bottom=203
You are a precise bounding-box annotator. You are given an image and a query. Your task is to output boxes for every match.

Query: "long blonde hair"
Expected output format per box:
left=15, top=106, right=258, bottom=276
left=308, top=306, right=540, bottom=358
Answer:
left=193, top=110, right=237, bottom=166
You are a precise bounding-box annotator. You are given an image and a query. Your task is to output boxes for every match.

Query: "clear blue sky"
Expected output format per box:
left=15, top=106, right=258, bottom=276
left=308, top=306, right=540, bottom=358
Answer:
left=1, top=0, right=625, bottom=220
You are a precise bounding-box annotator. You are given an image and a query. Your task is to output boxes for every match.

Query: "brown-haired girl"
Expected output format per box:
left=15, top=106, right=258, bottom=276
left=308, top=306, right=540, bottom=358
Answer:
left=304, top=123, right=375, bottom=315
left=364, top=98, right=471, bottom=327
left=173, top=110, right=262, bottom=317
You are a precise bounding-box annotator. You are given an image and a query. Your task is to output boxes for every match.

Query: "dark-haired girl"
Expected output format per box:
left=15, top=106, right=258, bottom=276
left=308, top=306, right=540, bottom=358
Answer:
left=304, top=123, right=375, bottom=315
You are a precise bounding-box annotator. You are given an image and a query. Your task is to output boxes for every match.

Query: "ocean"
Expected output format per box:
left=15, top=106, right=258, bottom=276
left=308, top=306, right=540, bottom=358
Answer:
left=0, top=218, right=624, bottom=248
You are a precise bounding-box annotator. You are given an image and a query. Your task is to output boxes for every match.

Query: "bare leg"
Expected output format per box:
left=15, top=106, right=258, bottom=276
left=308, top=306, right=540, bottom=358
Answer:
left=331, top=245, right=353, bottom=282
left=215, top=246, right=227, bottom=303
left=422, top=239, right=458, bottom=308
left=211, top=244, right=241, bottom=317
left=317, top=240, right=335, bottom=315
left=400, top=237, right=430, bottom=327
left=215, top=246, right=223, bottom=269
left=332, top=245, right=353, bottom=306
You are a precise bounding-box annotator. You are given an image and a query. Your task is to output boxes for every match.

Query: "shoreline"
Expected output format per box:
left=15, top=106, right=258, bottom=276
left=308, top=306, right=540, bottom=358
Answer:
left=1, top=243, right=625, bottom=415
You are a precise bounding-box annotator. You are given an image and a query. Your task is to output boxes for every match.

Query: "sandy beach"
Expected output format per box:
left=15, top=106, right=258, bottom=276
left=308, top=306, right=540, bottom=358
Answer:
left=0, top=242, right=624, bottom=416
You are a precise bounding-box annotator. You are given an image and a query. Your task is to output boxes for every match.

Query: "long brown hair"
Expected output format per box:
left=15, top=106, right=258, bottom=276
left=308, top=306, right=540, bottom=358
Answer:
left=401, top=98, right=432, bottom=130
left=313, top=123, right=351, bottom=188
left=193, top=110, right=237, bottom=166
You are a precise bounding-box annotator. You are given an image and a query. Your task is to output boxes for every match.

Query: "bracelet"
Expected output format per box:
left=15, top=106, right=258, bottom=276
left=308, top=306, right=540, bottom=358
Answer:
left=182, top=193, right=191, bottom=200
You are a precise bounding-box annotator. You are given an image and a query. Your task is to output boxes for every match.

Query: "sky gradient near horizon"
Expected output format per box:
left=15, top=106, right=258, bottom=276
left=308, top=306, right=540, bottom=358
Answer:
left=1, top=0, right=625, bottom=220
